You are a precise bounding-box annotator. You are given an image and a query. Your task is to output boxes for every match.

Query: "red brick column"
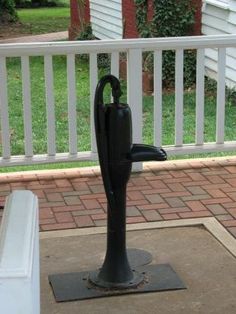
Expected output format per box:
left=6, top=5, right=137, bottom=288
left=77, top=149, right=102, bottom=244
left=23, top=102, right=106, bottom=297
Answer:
left=122, top=0, right=139, bottom=38
left=192, top=0, right=202, bottom=35
left=122, top=0, right=202, bottom=39
left=68, top=0, right=91, bottom=40
left=68, top=0, right=80, bottom=40
left=84, top=0, right=91, bottom=24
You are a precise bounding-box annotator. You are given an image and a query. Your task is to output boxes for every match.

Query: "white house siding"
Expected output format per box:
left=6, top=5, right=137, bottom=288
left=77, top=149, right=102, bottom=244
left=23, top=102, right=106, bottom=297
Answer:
left=90, top=0, right=123, bottom=39
left=202, top=0, right=236, bottom=87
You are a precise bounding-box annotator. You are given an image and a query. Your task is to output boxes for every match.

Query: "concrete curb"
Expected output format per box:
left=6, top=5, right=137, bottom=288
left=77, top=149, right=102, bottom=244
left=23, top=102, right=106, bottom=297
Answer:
left=40, top=217, right=236, bottom=258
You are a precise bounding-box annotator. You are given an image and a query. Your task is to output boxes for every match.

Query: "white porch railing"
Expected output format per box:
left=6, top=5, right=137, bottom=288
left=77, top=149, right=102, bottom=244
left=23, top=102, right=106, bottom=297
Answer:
left=0, top=34, right=236, bottom=167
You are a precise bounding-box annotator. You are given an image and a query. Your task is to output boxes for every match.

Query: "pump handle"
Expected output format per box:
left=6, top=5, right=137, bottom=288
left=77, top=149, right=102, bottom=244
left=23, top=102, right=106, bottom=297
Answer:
left=94, top=75, right=122, bottom=210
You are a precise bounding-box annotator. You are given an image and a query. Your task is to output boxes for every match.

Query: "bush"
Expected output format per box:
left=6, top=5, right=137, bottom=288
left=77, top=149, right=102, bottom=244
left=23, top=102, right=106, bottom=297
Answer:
left=135, top=0, right=196, bottom=87
left=151, top=0, right=195, bottom=38
left=76, top=24, right=95, bottom=41
left=15, top=0, right=62, bottom=8
left=0, top=0, right=18, bottom=23
left=76, top=24, right=111, bottom=70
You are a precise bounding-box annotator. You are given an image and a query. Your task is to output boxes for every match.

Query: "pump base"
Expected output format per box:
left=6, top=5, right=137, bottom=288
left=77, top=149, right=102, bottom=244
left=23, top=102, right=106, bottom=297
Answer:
left=49, top=264, right=186, bottom=302
left=127, top=248, right=152, bottom=267
left=88, top=269, right=144, bottom=289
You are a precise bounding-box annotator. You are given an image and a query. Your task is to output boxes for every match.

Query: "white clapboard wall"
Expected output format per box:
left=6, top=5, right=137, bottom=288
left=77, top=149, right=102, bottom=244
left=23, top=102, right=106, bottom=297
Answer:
left=90, top=0, right=123, bottom=39
left=0, top=191, right=40, bottom=314
left=202, top=0, right=236, bottom=87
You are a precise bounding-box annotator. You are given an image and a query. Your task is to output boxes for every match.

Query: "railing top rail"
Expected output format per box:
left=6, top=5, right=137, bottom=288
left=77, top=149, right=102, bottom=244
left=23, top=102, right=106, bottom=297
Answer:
left=1, top=34, right=236, bottom=57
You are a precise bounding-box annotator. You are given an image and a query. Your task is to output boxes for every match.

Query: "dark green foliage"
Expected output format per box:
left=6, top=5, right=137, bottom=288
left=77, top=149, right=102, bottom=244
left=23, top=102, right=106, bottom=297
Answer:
left=76, top=24, right=95, bottom=62
left=205, top=77, right=236, bottom=107
left=76, top=24, right=95, bottom=41
left=76, top=24, right=111, bottom=70
left=134, top=0, right=151, bottom=38
left=0, top=0, right=18, bottom=23
left=151, top=0, right=195, bottom=37
left=226, top=87, right=236, bottom=107
left=15, top=0, right=61, bottom=8
left=134, top=0, right=196, bottom=87
left=97, top=54, right=111, bottom=70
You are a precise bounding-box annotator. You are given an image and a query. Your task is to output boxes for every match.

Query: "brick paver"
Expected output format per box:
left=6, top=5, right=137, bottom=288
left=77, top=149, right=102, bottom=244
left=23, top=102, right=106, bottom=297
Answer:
left=1, top=157, right=236, bottom=238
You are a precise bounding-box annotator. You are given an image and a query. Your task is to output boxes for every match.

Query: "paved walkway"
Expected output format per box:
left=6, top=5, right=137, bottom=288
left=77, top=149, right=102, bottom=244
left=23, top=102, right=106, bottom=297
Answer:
left=0, top=31, right=68, bottom=44
left=0, top=157, right=236, bottom=238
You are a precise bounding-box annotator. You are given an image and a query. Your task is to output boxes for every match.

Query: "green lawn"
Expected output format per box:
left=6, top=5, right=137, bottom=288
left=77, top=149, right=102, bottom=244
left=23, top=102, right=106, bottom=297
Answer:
left=7, top=56, right=91, bottom=155
left=2, top=56, right=236, bottom=173
left=0, top=2, right=70, bottom=39
left=17, top=7, right=70, bottom=34
left=143, top=92, right=236, bottom=146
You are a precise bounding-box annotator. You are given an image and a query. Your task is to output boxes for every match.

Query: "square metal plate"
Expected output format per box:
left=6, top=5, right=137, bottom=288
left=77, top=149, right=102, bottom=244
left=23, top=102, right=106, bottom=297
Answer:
left=49, top=264, right=186, bottom=302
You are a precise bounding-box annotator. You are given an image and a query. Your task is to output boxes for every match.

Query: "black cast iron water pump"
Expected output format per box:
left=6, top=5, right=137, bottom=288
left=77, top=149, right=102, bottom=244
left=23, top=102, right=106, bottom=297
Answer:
left=49, top=75, right=185, bottom=301
left=89, top=74, right=167, bottom=288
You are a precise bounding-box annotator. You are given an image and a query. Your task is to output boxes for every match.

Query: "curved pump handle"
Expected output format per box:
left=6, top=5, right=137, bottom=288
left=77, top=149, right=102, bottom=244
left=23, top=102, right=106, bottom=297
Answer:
left=95, top=74, right=122, bottom=107
left=94, top=75, right=122, bottom=134
left=94, top=75, right=122, bottom=210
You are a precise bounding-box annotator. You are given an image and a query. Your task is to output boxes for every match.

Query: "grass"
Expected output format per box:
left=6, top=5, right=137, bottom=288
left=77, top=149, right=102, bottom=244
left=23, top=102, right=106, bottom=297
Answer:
left=17, top=6, right=70, bottom=34
left=0, top=161, right=98, bottom=173
left=2, top=56, right=236, bottom=173
left=0, top=2, right=70, bottom=39
left=143, top=92, right=236, bottom=146
left=7, top=56, right=91, bottom=155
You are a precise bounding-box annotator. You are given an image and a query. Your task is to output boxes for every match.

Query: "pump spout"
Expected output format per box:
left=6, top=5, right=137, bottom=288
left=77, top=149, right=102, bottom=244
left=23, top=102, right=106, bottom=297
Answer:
left=130, top=144, right=167, bottom=162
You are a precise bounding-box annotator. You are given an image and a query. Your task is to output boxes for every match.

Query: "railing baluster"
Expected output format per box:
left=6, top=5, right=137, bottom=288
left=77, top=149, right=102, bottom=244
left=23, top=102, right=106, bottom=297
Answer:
left=196, top=48, right=205, bottom=145
left=175, top=49, right=184, bottom=146
left=21, top=56, right=33, bottom=157
left=127, top=49, right=142, bottom=144
left=67, top=54, right=78, bottom=155
left=127, top=48, right=142, bottom=171
left=111, top=51, right=119, bottom=78
left=90, top=52, right=98, bottom=155
left=154, top=50, right=162, bottom=147
left=111, top=52, right=120, bottom=102
left=44, top=55, right=56, bottom=156
left=0, top=57, right=11, bottom=159
left=216, top=48, right=226, bottom=144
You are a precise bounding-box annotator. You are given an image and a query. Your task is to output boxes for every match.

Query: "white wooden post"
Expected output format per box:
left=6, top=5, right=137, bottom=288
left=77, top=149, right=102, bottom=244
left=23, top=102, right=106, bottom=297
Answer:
left=21, top=56, right=33, bottom=157
left=127, top=48, right=143, bottom=171
left=175, top=49, right=184, bottom=146
left=216, top=47, right=226, bottom=144
left=44, top=55, right=56, bottom=156
left=0, top=57, right=11, bottom=159
left=0, top=191, right=40, bottom=314
left=111, top=51, right=120, bottom=102
left=90, top=52, right=98, bottom=157
left=154, top=50, right=163, bottom=147
left=196, top=48, right=205, bottom=145
left=111, top=51, right=119, bottom=78
left=67, top=54, right=78, bottom=155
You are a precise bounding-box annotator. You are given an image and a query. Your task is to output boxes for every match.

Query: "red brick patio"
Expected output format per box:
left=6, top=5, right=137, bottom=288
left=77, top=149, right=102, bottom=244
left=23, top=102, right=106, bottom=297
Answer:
left=1, top=157, right=236, bottom=238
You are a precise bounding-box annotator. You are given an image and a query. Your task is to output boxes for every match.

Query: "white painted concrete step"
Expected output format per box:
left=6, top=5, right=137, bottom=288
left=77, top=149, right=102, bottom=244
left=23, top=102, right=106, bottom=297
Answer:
left=0, top=191, right=40, bottom=314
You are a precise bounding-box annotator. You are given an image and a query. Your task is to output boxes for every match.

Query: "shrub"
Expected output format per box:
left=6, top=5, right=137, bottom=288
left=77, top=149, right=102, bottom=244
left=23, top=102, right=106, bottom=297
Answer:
left=15, top=0, right=62, bottom=8
left=134, top=0, right=196, bottom=87
left=0, top=0, right=18, bottom=23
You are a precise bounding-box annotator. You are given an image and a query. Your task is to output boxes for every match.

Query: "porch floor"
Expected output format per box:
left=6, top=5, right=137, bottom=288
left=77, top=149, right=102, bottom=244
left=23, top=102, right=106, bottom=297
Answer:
left=1, top=156, right=236, bottom=238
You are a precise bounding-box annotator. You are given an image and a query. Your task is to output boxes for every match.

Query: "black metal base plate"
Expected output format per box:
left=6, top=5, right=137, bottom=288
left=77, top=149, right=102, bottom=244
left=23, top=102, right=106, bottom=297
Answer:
left=49, top=264, right=186, bottom=302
